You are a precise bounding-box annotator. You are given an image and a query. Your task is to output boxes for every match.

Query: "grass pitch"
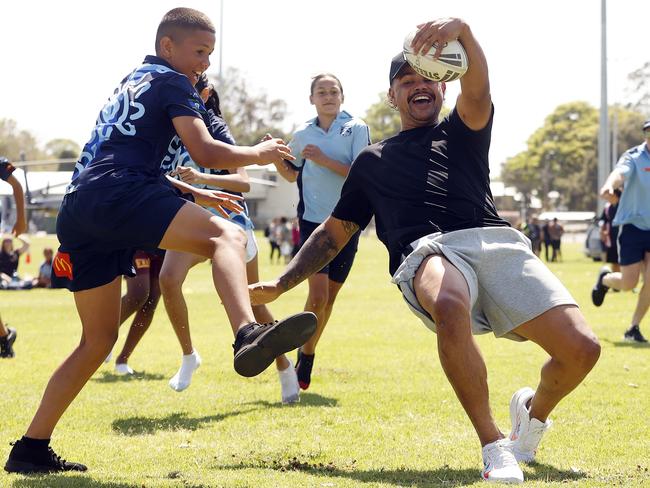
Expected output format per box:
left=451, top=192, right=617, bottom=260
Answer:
left=1, top=234, right=649, bottom=487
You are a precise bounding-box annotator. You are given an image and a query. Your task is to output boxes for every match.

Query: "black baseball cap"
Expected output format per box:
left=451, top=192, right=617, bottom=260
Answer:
left=643, top=119, right=650, bottom=131
left=389, top=52, right=409, bottom=84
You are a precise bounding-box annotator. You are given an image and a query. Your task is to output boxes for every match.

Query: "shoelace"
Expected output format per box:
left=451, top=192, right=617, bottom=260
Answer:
left=485, top=440, right=519, bottom=468
left=47, top=447, right=68, bottom=468
left=232, top=321, right=278, bottom=350
left=519, top=420, right=551, bottom=452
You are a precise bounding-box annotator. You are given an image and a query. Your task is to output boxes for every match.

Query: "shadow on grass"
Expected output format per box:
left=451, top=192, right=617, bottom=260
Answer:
left=11, top=476, right=139, bottom=488
left=112, top=408, right=259, bottom=435
left=215, top=458, right=585, bottom=487
left=91, top=371, right=165, bottom=383
left=240, top=392, right=339, bottom=408
left=601, top=338, right=650, bottom=349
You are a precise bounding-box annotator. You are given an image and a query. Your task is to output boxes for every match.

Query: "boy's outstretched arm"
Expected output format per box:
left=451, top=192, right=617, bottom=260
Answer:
left=7, top=174, right=26, bottom=236
left=249, top=216, right=360, bottom=304
left=173, top=116, right=294, bottom=169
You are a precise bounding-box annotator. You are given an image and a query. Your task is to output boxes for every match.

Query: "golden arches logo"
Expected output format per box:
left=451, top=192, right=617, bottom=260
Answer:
left=53, top=252, right=73, bottom=280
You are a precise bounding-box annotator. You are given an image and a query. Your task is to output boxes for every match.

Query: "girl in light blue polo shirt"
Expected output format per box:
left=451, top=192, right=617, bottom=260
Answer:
left=274, top=73, right=371, bottom=389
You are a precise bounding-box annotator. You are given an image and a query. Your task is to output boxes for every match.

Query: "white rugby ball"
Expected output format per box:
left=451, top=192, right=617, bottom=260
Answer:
left=403, top=30, right=468, bottom=82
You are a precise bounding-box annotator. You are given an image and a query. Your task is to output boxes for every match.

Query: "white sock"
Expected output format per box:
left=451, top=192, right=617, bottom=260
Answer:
left=169, top=350, right=201, bottom=392
left=104, top=350, right=113, bottom=364
left=115, top=363, right=134, bottom=375
left=277, top=359, right=299, bottom=404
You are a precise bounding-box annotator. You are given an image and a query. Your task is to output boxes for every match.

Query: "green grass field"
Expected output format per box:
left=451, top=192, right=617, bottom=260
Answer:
left=1, top=234, right=649, bottom=487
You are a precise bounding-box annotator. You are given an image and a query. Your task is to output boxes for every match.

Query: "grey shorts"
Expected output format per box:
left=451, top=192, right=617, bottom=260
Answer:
left=391, top=227, right=577, bottom=341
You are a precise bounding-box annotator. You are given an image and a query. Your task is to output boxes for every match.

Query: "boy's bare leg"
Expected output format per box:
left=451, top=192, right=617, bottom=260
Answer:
left=115, top=272, right=161, bottom=365
left=245, top=254, right=290, bottom=370
left=630, top=254, right=650, bottom=327
left=159, top=250, right=206, bottom=355
left=159, top=202, right=255, bottom=330
left=25, top=277, right=122, bottom=439
left=119, top=273, right=150, bottom=326
left=414, top=255, right=502, bottom=447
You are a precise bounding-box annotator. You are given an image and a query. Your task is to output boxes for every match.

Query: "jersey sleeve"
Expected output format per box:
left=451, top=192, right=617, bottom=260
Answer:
left=615, top=150, right=635, bottom=180
left=351, top=122, right=371, bottom=161
left=331, top=153, right=374, bottom=229
left=160, top=76, right=205, bottom=120
left=0, top=159, right=16, bottom=181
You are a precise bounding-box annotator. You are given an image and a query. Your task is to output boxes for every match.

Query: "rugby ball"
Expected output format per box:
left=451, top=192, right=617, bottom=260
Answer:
left=403, top=30, right=468, bottom=82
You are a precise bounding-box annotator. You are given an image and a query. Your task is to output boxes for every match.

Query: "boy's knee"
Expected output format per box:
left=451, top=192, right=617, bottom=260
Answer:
left=159, top=269, right=183, bottom=292
left=307, top=290, right=329, bottom=311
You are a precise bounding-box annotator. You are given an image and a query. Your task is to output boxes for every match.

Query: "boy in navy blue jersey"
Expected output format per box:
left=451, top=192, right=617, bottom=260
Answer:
left=4, top=7, right=315, bottom=474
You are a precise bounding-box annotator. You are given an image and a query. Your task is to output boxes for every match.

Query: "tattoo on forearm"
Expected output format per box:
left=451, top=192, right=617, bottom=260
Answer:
left=341, top=220, right=360, bottom=238
left=278, top=226, right=344, bottom=292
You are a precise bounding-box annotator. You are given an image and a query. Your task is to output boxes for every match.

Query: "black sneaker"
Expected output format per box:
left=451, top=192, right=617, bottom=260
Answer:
left=0, top=327, right=16, bottom=358
left=233, top=312, right=317, bottom=377
left=591, top=266, right=611, bottom=307
left=623, top=325, right=649, bottom=343
left=295, top=351, right=315, bottom=390
left=4, top=438, right=87, bottom=473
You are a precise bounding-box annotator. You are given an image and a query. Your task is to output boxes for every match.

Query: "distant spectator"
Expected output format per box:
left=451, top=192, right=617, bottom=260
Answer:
left=32, top=247, right=54, bottom=288
left=598, top=189, right=621, bottom=273
left=266, top=218, right=281, bottom=264
left=521, top=216, right=542, bottom=257
left=0, top=235, right=30, bottom=286
left=277, top=217, right=293, bottom=263
left=291, top=218, right=300, bottom=257
left=541, top=219, right=552, bottom=262
left=547, top=218, right=564, bottom=262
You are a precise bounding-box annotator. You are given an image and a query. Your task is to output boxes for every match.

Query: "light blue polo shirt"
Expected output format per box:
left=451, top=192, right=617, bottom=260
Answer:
left=613, top=142, right=650, bottom=230
left=288, top=110, right=370, bottom=224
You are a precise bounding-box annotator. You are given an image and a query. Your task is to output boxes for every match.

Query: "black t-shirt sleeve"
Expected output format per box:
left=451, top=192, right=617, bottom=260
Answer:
left=0, top=160, right=16, bottom=181
left=160, top=76, right=205, bottom=120
left=331, top=153, right=374, bottom=229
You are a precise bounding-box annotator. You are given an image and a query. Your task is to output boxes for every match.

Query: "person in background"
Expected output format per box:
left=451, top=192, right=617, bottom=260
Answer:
left=32, top=247, right=54, bottom=288
left=592, top=119, right=650, bottom=343
left=0, top=156, right=26, bottom=358
left=273, top=72, right=371, bottom=390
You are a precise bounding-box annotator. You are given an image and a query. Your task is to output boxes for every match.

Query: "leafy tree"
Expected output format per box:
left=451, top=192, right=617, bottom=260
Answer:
left=212, top=68, right=291, bottom=146
left=0, top=118, right=44, bottom=162
left=364, top=93, right=402, bottom=142
left=624, top=61, right=650, bottom=117
left=44, top=138, right=81, bottom=170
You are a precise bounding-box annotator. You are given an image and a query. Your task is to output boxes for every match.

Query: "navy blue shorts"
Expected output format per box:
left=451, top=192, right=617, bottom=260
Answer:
left=617, top=224, right=650, bottom=266
left=299, top=218, right=360, bottom=284
left=51, top=177, right=187, bottom=292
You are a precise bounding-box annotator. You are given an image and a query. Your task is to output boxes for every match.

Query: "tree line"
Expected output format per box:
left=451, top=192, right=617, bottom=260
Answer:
left=2, top=62, right=648, bottom=213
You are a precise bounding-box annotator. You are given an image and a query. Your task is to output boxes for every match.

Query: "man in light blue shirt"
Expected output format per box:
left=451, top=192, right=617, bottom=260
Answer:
left=274, top=73, right=371, bottom=390
left=592, top=118, right=650, bottom=342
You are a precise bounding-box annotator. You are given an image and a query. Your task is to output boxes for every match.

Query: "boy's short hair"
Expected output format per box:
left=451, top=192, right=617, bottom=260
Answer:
left=155, top=7, right=215, bottom=53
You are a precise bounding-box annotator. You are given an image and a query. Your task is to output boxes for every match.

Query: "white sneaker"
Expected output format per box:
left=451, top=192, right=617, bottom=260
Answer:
left=508, top=387, right=552, bottom=463
left=169, top=350, right=202, bottom=392
left=277, top=358, right=300, bottom=404
left=481, top=438, right=523, bottom=484
left=115, top=363, right=134, bottom=376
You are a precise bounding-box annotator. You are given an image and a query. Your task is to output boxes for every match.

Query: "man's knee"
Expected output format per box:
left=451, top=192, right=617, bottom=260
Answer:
left=562, top=328, right=601, bottom=373
left=430, top=292, right=471, bottom=338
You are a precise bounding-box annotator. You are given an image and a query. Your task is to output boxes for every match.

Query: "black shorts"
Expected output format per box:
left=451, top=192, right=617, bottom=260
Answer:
left=617, top=224, right=650, bottom=266
left=299, top=218, right=360, bottom=284
left=51, top=177, right=186, bottom=292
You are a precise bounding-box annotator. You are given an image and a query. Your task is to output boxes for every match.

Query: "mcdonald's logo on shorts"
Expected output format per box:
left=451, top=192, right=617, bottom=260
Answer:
left=53, top=251, right=73, bottom=280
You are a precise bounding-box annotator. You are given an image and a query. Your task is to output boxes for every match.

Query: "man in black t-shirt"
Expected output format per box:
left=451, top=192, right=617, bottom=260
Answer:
left=250, top=18, right=600, bottom=484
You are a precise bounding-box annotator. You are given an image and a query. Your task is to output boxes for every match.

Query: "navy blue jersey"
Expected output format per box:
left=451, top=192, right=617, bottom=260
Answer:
left=163, top=107, right=253, bottom=230
left=69, top=55, right=206, bottom=193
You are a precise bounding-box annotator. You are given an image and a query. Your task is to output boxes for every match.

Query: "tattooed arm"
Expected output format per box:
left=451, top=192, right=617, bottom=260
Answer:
left=249, top=216, right=360, bottom=304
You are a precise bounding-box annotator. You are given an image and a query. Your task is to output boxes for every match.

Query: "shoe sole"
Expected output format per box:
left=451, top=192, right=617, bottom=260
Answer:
left=234, top=312, right=317, bottom=377
left=4, top=459, right=87, bottom=473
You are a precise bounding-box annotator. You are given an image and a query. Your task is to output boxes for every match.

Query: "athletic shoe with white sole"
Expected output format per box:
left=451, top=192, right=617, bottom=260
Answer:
left=114, top=363, right=134, bottom=376
left=623, top=325, right=648, bottom=343
left=278, top=358, right=300, bottom=404
left=481, top=438, right=523, bottom=484
left=0, top=327, right=17, bottom=358
left=233, top=312, right=317, bottom=377
left=508, top=387, right=552, bottom=463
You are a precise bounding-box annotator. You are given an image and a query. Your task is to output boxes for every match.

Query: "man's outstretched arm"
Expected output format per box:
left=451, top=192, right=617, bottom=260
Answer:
left=250, top=216, right=360, bottom=304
